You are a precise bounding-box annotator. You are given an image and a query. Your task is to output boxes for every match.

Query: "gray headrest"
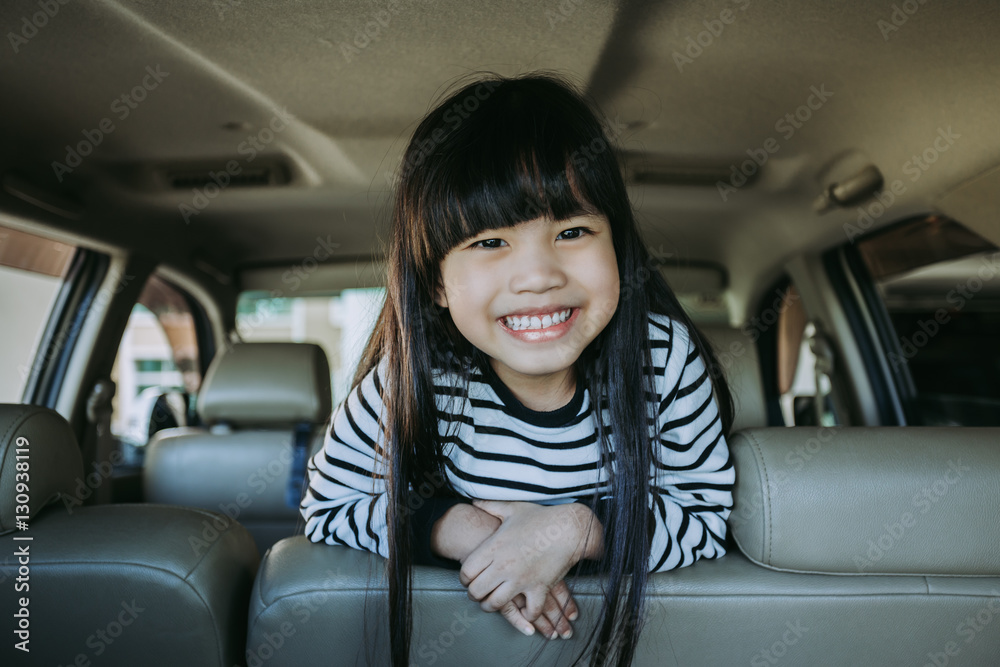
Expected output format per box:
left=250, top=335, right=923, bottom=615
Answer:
left=699, top=325, right=768, bottom=432
left=731, top=427, right=1000, bottom=576
left=0, top=404, right=83, bottom=533
left=198, top=343, right=332, bottom=427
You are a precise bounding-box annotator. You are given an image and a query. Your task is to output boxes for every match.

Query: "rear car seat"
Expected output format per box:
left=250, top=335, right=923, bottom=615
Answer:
left=0, top=404, right=259, bottom=667
left=245, top=426, right=1000, bottom=665
left=144, top=342, right=331, bottom=554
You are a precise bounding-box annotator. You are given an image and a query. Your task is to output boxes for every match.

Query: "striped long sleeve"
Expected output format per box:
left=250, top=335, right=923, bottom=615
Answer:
left=646, top=319, right=734, bottom=572
left=300, top=358, right=391, bottom=557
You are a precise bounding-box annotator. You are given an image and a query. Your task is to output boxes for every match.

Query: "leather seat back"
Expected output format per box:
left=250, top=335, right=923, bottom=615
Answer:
left=246, top=426, right=1000, bottom=666
left=0, top=404, right=259, bottom=667
left=144, top=342, right=331, bottom=554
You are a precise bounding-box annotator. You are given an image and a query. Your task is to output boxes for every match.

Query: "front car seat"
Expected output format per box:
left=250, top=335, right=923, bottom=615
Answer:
left=143, top=342, right=332, bottom=554
left=0, top=404, right=259, bottom=667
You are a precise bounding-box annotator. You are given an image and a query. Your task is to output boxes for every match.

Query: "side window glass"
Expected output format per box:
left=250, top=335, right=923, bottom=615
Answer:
left=774, top=283, right=841, bottom=426
left=0, top=225, right=76, bottom=402
left=110, top=275, right=203, bottom=463
left=236, top=288, right=385, bottom=404
left=855, top=215, right=1000, bottom=426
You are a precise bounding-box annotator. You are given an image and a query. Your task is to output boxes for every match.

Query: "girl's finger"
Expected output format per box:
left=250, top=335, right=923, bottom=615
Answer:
left=499, top=598, right=536, bottom=637
left=539, top=591, right=573, bottom=639
left=459, top=554, right=489, bottom=588
left=467, top=571, right=505, bottom=606
left=550, top=580, right=579, bottom=622
left=512, top=594, right=558, bottom=640
left=481, top=581, right=516, bottom=613
left=521, top=588, right=546, bottom=623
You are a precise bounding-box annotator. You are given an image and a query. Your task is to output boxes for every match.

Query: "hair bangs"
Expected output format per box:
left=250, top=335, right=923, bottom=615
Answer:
left=412, top=76, right=612, bottom=263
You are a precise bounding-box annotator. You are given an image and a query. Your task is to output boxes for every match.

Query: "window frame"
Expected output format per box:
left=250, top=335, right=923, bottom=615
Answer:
left=825, top=244, right=908, bottom=426
left=23, top=247, right=110, bottom=408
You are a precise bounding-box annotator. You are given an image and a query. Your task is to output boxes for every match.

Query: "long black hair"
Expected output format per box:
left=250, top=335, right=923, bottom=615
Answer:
left=353, top=72, right=734, bottom=667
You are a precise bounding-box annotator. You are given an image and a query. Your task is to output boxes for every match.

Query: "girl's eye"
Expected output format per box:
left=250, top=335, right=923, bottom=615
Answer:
left=471, top=238, right=506, bottom=249
left=557, top=227, right=593, bottom=240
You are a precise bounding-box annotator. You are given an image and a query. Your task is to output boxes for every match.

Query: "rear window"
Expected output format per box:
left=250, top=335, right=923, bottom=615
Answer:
left=236, top=288, right=385, bottom=404
left=0, top=225, right=76, bottom=402
left=855, top=215, right=1000, bottom=426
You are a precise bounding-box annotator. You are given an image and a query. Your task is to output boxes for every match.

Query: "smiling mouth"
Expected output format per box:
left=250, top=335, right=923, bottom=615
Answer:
left=501, top=308, right=573, bottom=331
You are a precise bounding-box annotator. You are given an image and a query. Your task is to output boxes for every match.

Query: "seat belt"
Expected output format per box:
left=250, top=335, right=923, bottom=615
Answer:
left=82, top=377, right=116, bottom=506
left=286, top=422, right=312, bottom=508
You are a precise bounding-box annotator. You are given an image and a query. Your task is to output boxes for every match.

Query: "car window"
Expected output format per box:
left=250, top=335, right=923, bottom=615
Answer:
left=0, top=224, right=77, bottom=402
left=236, top=288, right=385, bottom=404
left=110, top=275, right=204, bottom=462
left=854, top=215, right=1000, bottom=426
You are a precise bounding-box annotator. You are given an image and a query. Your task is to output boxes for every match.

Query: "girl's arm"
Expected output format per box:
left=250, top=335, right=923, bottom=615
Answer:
left=301, top=359, right=396, bottom=556
left=432, top=502, right=583, bottom=640
left=647, top=322, right=734, bottom=573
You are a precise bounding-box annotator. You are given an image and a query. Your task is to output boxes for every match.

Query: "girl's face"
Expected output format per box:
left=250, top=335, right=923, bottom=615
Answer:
left=435, top=213, right=619, bottom=398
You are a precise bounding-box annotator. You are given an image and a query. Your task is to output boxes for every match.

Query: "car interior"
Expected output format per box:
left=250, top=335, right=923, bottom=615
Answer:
left=2, top=1, right=999, bottom=665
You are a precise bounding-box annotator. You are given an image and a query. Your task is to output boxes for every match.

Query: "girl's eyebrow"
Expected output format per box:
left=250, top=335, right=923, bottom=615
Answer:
left=553, top=211, right=607, bottom=226
left=559, top=202, right=604, bottom=221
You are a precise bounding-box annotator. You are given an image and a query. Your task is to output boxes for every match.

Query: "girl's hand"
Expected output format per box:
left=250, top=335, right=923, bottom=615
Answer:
left=459, top=501, right=602, bottom=628
left=501, top=579, right=579, bottom=639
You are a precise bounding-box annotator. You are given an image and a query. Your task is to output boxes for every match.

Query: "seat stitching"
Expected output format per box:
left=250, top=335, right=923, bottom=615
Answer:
left=747, top=431, right=772, bottom=564
left=183, top=519, right=257, bottom=664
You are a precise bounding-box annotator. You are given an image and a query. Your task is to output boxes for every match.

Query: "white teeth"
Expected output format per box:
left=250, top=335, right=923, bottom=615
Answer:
left=504, top=308, right=572, bottom=331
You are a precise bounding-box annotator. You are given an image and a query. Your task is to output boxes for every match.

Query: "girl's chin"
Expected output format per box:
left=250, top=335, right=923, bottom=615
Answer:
left=491, top=353, right=580, bottom=379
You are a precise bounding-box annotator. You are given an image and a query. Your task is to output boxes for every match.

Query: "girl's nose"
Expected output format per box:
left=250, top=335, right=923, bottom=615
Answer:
left=508, top=245, right=567, bottom=293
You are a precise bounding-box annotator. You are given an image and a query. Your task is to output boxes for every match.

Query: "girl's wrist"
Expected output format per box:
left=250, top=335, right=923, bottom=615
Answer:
left=431, top=503, right=501, bottom=561
left=565, top=503, right=605, bottom=562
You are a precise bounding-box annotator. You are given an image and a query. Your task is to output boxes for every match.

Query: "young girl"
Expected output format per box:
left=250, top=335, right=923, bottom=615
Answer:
left=300, top=73, right=735, bottom=667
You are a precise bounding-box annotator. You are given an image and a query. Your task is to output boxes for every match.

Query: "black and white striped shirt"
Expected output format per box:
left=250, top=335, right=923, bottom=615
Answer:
left=301, top=313, right=733, bottom=573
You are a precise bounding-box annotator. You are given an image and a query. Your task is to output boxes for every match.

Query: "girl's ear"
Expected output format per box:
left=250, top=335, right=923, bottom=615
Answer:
left=434, top=282, right=448, bottom=309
